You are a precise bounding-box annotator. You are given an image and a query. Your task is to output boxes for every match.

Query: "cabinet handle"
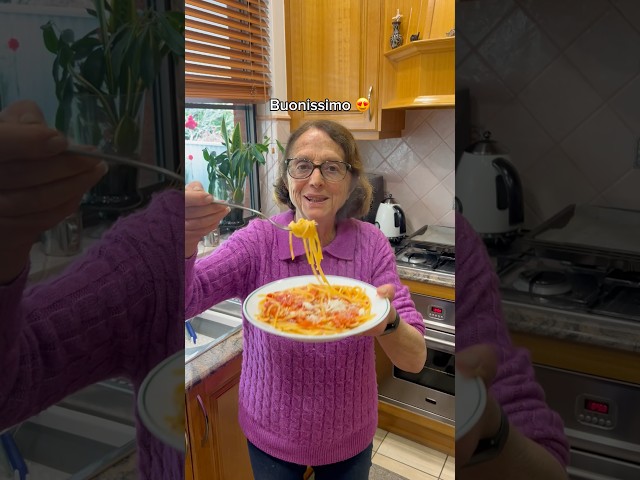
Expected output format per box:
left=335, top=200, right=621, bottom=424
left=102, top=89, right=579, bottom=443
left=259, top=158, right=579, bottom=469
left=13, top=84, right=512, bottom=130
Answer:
left=367, top=85, right=373, bottom=122
left=196, top=394, right=209, bottom=446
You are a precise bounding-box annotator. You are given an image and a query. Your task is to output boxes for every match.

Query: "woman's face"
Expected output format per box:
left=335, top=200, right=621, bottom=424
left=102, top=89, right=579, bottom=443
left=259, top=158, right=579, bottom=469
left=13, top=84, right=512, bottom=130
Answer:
left=287, top=128, right=352, bottom=225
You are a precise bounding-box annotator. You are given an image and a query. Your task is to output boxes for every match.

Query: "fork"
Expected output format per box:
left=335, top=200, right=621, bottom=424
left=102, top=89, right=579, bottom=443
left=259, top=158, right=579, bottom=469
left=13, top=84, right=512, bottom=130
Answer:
left=212, top=200, right=291, bottom=231
left=64, top=148, right=185, bottom=183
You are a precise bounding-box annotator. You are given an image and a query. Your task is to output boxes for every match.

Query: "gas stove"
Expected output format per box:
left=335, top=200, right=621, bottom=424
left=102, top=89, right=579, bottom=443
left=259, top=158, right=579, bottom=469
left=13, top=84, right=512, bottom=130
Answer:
left=395, top=246, right=455, bottom=274
left=496, top=249, right=640, bottom=323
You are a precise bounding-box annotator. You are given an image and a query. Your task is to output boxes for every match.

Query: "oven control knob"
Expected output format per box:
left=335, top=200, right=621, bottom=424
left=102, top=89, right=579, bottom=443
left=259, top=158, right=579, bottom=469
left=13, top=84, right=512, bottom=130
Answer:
left=606, top=420, right=612, bottom=427
left=598, top=419, right=605, bottom=426
left=578, top=414, right=584, bottom=421
left=585, top=415, right=591, bottom=423
left=591, top=417, right=598, bottom=425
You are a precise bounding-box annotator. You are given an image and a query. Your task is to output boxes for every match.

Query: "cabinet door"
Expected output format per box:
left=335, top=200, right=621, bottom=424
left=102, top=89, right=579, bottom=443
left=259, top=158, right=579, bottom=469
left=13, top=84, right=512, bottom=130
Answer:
left=427, top=0, right=455, bottom=39
left=285, top=0, right=403, bottom=139
left=185, top=404, right=195, bottom=480
left=207, top=380, right=253, bottom=480
left=187, top=382, right=217, bottom=479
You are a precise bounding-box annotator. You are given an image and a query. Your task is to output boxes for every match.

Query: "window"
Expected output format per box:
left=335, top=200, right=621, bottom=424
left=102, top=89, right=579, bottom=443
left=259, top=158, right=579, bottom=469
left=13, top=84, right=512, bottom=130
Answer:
left=185, top=0, right=272, bottom=212
left=184, top=103, right=261, bottom=211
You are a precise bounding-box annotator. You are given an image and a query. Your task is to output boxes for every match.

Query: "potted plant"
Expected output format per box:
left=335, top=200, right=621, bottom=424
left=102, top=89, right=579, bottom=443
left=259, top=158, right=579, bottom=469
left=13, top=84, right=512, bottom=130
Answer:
left=41, top=0, right=184, bottom=210
left=202, top=118, right=270, bottom=229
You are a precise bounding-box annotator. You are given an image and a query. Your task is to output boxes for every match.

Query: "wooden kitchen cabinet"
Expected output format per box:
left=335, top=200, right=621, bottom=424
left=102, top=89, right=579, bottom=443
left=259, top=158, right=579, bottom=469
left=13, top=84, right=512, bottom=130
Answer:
left=381, top=0, right=455, bottom=109
left=284, top=0, right=405, bottom=140
left=185, top=355, right=253, bottom=480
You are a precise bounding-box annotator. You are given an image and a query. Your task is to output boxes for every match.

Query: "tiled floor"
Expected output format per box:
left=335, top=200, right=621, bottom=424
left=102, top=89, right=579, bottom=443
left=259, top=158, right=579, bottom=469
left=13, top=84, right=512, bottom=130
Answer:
left=372, top=429, right=455, bottom=480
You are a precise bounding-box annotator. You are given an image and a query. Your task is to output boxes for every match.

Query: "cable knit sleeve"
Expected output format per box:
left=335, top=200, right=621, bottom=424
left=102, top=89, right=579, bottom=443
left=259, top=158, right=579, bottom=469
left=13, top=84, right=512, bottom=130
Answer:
left=364, top=222, right=424, bottom=336
left=455, top=213, right=570, bottom=468
left=0, top=190, right=184, bottom=431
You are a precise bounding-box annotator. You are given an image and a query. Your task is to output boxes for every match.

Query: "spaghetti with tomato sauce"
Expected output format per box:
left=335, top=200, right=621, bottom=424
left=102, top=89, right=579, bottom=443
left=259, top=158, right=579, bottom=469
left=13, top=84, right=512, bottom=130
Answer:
left=255, top=218, right=375, bottom=335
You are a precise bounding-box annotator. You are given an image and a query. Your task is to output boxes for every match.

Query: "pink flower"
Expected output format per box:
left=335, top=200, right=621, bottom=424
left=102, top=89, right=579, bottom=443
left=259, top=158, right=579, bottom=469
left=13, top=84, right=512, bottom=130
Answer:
left=7, top=38, right=19, bottom=52
left=188, top=154, right=193, bottom=161
left=185, top=115, right=198, bottom=130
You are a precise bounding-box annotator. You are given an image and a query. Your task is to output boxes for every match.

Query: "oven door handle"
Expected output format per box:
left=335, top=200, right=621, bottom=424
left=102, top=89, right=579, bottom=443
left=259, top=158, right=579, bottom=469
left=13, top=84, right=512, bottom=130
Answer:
left=566, top=466, right=624, bottom=480
left=424, top=334, right=455, bottom=353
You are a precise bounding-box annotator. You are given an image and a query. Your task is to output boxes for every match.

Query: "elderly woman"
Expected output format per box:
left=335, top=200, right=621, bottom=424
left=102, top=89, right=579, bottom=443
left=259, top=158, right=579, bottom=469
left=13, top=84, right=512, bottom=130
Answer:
left=184, top=119, right=426, bottom=479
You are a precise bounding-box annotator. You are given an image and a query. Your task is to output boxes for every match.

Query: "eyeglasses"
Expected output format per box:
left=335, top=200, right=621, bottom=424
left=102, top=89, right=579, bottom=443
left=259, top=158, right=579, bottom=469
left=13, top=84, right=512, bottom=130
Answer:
left=286, top=158, right=352, bottom=182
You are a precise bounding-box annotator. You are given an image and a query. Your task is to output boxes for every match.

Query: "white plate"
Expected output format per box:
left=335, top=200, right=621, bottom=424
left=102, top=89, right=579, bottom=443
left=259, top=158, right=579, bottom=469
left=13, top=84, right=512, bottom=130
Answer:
left=455, top=373, right=487, bottom=440
left=243, top=275, right=391, bottom=343
left=138, top=350, right=184, bottom=452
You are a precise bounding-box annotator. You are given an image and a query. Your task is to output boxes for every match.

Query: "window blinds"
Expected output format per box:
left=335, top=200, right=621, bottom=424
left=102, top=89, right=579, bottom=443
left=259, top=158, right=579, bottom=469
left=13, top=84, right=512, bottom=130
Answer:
left=185, top=0, right=271, bottom=102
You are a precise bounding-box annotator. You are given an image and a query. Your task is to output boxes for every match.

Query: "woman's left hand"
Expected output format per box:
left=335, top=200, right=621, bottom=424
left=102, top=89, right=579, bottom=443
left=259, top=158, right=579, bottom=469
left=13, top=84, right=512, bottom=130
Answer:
left=360, top=284, right=396, bottom=337
left=456, top=344, right=503, bottom=467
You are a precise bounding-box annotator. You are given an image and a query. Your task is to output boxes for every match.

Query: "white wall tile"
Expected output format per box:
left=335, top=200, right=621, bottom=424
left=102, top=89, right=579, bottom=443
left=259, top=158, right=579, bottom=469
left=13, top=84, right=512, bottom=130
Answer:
left=524, top=146, right=598, bottom=225
left=612, top=0, right=640, bottom=31
left=600, top=170, right=640, bottom=211
left=456, top=0, right=517, bottom=45
left=610, top=74, right=640, bottom=134
left=456, top=53, right=515, bottom=127
left=478, top=7, right=558, bottom=93
left=485, top=101, right=555, bottom=172
left=519, top=0, right=609, bottom=49
left=565, top=9, right=640, bottom=98
left=388, top=142, right=421, bottom=178
left=519, top=56, right=603, bottom=142
left=560, top=105, right=636, bottom=190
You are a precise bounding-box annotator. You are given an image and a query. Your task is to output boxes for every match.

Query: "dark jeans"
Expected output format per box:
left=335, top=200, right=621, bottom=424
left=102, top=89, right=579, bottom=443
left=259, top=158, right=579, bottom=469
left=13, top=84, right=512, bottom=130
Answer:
left=247, top=441, right=373, bottom=480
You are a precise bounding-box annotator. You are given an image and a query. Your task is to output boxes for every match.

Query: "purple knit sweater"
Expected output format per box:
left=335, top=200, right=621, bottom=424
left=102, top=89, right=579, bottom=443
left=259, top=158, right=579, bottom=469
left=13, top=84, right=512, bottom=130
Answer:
left=185, top=210, right=424, bottom=466
left=0, top=191, right=184, bottom=479
left=455, top=213, right=570, bottom=467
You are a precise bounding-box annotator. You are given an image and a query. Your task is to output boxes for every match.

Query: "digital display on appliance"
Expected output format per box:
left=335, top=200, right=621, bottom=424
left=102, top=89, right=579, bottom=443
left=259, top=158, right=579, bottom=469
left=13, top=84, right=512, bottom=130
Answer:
left=431, top=306, right=443, bottom=314
left=584, top=399, right=609, bottom=414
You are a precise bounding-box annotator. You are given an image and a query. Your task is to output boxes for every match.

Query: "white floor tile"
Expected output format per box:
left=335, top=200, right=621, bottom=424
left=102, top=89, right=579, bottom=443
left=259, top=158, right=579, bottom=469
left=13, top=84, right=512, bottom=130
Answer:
left=440, top=456, right=455, bottom=480
left=372, top=453, right=438, bottom=480
left=373, top=428, right=388, bottom=454
left=376, top=433, right=447, bottom=477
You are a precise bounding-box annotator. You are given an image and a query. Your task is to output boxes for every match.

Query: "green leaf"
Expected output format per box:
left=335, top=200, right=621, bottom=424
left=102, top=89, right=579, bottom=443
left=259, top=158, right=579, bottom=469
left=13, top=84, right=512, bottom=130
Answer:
left=72, top=36, right=101, bottom=60
left=231, top=123, right=242, bottom=153
left=113, top=114, right=140, bottom=155
left=219, top=117, right=229, bottom=148
left=41, top=22, right=59, bottom=53
left=80, top=48, right=106, bottom=89
left=86, top=8, right=97, bottom=17
left=157, top=14, right=184, bottom=57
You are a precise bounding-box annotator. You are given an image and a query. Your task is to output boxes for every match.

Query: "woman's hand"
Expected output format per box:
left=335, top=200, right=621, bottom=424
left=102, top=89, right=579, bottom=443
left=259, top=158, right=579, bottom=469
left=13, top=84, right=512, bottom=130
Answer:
left=456, top=344, right=503, bottom=467
left=0, top=100, right=108, bottom=284
left=361, top=284, right=397, bottom=337
left=184, top=181, right=230, bottom=258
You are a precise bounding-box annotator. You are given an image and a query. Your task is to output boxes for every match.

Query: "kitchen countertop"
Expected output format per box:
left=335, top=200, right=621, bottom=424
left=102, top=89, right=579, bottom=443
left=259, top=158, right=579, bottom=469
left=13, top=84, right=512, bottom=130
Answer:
left=396, top=265, right=455, bottom=288
left=502, top=301, right=640, bottom=354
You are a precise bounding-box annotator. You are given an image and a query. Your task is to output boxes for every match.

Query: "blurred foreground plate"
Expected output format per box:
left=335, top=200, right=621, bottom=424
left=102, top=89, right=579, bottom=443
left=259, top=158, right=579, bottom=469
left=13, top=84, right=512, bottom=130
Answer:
left=455, top=373, right=487, bottom=440
left=138, top=350, right=184, bottom=452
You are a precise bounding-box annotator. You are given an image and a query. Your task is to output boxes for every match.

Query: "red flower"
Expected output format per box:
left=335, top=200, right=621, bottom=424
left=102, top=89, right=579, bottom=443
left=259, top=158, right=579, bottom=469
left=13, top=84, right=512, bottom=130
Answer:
left=185, top=115, right=198, bottom=130
left=7, top=38, right=19, bottom=52
left=188, top=154, right=193, bottom=161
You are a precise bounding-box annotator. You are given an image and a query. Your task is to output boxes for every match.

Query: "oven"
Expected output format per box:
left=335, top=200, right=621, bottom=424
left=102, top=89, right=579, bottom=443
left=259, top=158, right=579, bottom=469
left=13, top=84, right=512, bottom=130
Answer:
left=534, top=365, right=640, bottom=480
left=377, top=294, right=456, bottom=425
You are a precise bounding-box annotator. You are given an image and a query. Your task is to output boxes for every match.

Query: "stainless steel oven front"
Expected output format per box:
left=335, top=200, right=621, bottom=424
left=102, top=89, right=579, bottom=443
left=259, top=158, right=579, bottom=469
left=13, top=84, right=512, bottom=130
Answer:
left=377, top=295, right=455, bottom=425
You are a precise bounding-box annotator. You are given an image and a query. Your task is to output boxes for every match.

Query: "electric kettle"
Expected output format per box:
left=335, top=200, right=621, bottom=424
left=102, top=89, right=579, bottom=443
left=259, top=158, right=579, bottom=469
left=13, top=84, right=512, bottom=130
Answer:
left=455, top=131, right=524, bottom=239
left=375, top=194, right=407, bottom=243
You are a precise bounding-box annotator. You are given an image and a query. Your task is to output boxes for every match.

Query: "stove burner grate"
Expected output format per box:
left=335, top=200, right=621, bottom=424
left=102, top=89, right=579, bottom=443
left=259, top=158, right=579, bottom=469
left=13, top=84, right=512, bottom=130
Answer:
left=514, top=270, right=573, bottom=296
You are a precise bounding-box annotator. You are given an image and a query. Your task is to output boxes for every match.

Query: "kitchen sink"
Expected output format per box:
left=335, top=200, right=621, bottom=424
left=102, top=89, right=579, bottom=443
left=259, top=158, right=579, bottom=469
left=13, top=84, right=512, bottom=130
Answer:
left=3, top=381, right=136, bottom=479
left=185, top=299, right=242, bottom=363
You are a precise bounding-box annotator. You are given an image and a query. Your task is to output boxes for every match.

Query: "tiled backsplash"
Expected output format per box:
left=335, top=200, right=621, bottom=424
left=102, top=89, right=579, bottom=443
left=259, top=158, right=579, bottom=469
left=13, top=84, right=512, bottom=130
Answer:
left=258, top=109, right=455, bottom=233
left=457, top=0, right=640, bottom=228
